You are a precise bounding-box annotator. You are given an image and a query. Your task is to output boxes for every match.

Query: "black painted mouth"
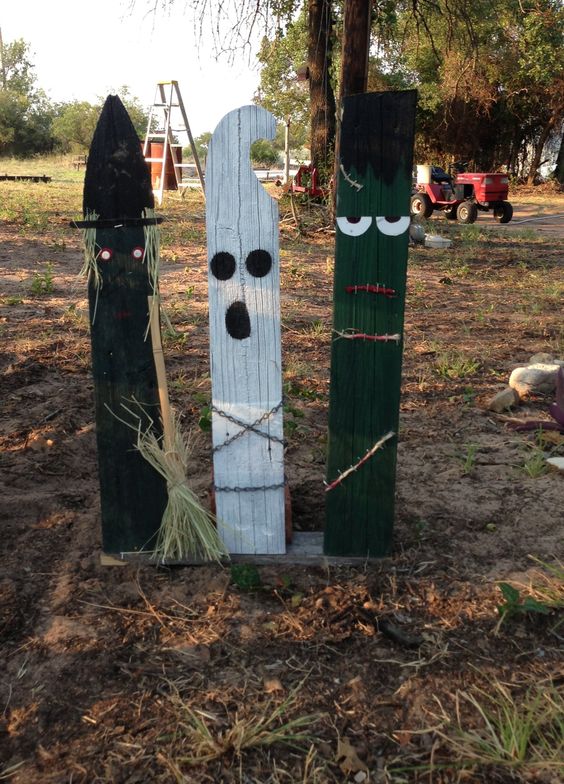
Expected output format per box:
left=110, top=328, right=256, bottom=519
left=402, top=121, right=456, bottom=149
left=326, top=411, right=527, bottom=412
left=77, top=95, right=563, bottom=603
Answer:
left=225, top=301, right=251, bottom=340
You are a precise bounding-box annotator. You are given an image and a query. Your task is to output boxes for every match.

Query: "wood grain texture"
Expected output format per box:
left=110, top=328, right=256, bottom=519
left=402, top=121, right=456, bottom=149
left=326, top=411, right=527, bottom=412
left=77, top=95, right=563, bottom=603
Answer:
left=89, top=227, right=168, bottom=554
left=325, top=91, right=417, bottom=557
left=206, top=106, right=285, bottom=555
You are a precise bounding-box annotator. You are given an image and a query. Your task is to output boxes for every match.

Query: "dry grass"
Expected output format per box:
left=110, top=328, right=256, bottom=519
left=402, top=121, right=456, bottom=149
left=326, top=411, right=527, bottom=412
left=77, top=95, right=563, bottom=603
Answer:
left=429, top=677, right=564, bottom=778
left=163, top=680, right=322, bottom=767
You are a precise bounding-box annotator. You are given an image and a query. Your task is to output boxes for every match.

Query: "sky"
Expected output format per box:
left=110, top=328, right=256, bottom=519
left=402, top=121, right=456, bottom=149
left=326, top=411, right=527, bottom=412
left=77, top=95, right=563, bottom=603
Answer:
left=1, top=0, right=262, bottom=137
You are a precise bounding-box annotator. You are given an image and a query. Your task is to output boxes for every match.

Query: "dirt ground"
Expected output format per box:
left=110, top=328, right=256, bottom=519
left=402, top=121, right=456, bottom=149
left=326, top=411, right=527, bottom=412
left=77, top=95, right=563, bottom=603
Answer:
left=0, top=175, right=563, bottom=783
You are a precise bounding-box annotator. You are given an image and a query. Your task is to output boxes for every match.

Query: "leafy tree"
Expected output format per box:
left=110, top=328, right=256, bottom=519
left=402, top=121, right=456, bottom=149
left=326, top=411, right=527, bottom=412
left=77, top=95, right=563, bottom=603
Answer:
left=364, top=0, right=563, bottom=180
left=0, top=38, right=35, bottom=94
left=250, top=138, right=280, bottom=165
left=52, top=87, right=149, bottom=153
left=130, top=0, right=336, bottom=178
left=255, top=9, right=309, bottom=150
left=0, top=37, right=56, bottom=156
left=184, top=131, right=212, bottom=163
left=52, top=101, right=100, bottom=152
left=107, top=85, right=149, bottom=139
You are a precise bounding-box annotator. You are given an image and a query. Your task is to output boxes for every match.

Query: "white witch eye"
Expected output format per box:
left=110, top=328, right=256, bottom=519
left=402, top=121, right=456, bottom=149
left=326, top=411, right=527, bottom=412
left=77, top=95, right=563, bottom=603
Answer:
left=336, top=216, right=372, bottom=236
left=375, top=216, right=410, bottom=236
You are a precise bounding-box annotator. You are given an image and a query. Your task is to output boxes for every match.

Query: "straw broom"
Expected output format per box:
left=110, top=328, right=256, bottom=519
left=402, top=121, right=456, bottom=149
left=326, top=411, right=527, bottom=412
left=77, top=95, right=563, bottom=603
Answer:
left=142, top=291, right=228, bottom=563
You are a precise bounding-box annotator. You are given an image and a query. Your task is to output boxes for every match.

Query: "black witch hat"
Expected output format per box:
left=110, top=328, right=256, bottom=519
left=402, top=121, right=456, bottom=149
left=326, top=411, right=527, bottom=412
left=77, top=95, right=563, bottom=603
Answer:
left=75, top=95, right=161, bottom=228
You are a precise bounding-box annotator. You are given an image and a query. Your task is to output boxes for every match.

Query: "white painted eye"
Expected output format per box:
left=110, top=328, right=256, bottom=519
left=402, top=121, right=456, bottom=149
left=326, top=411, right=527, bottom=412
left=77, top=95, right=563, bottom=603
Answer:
left=336, top=216, right=372, bottom=236
left=375, top=216, right=410, bottom=236
left=131, top=246, right=144, bottom=260
left=99, top=248, right=113, bottom=261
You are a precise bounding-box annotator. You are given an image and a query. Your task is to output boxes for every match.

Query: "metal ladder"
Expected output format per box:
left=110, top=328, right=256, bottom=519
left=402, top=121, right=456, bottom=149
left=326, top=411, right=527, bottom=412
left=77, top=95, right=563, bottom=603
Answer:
left=142, top=81, right=205, bottom=205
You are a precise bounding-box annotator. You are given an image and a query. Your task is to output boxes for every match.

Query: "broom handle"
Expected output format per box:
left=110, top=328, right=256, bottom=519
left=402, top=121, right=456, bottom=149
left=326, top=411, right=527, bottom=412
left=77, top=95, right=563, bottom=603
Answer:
left=148, top=294, right=174, bottom=453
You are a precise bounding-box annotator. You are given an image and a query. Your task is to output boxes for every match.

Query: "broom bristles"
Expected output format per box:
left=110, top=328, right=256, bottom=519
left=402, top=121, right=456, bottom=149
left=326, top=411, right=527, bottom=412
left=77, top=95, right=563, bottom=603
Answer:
left=135, top=415, right=228, bottom=564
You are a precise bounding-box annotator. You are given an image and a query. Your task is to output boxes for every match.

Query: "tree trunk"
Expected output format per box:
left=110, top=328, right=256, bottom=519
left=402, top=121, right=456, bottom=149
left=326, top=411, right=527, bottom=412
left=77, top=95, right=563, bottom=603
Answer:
left=527, top=121, right=553, bottom=185
left=308, top=0, right=336, bottom=178
left=339, top=0, right=372, bottom=99
left=331, top=0, right=372, bottom=212
left=554, top=126, right=564, bottom=186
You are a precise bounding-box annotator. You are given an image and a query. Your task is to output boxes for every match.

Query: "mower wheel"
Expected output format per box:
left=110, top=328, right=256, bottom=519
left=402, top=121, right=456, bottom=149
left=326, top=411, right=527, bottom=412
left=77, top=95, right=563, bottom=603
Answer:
left=457, top=201, right=478, bottom=224
left=494, top=201, right=513, bottom=223
left=444, top=205, right=458, bottom=220
left=410, top=193, right=433, bottom=220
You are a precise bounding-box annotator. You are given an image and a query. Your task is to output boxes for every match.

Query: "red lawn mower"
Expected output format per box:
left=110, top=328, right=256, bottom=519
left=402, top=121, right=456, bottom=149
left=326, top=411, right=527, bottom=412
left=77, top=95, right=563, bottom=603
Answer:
left=411, top=162, right=513, bottom=224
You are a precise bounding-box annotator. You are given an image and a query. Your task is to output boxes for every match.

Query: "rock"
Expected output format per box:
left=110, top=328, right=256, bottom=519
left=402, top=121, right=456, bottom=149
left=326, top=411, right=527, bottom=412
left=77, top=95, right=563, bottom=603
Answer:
left=409, top=222, right=425, bottom=244
left=509, top=363, right=561, bottom=397
left=488, top=387, right=519, bottom=412
left=546, top=457, right=564, bottom=473
left=529, top=352, right=553, bottom=364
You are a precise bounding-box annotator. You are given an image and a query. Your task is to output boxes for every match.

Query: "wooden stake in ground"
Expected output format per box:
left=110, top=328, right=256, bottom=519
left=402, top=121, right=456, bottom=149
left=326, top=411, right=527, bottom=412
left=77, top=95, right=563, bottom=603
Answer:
left=206, top=106, right=285, bottom=555
left=78, top=95, right=168, bottom=555
left=324, top=91, right=417, bottom=557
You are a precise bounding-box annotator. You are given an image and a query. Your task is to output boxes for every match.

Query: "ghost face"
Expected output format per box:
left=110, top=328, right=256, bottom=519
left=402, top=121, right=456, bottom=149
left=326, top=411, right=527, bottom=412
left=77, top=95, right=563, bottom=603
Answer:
left=210, top=248, right=273, bottom=340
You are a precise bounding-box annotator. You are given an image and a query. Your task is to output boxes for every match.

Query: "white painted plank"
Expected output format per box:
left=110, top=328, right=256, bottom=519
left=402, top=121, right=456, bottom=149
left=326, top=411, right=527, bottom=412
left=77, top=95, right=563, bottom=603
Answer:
left=206, top=106, right=285, bottom=555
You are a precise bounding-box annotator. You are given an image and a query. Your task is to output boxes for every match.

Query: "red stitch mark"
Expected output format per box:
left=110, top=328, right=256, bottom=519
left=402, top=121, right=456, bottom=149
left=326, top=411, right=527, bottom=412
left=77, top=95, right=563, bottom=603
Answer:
left=345, top=284, right=396, bottom=298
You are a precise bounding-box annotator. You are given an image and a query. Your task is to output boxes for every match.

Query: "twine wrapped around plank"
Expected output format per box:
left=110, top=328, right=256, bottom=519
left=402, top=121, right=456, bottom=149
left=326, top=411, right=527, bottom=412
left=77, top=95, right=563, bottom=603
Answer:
left=325, top=431, right=396, bottom=493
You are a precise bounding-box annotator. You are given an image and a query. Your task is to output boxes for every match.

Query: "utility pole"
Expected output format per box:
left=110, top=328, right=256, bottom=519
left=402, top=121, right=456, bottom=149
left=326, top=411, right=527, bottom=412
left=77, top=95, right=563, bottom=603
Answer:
left=283, top=117, right=291, bottom=184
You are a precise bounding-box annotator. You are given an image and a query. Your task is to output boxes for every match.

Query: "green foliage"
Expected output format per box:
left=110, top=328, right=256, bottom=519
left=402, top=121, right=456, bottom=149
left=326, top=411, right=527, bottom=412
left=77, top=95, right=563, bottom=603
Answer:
left=435, top=352, right=480, bottom=380
left=52, top=101, right=101, bottom=152
left=185, top=131, right=212, bottom=164
left=230, top=564, right=262, bottom=591
left=255, top=9, right=309, bottom=150
left=460, top=443, right=479, bottom=475
left=53, top=87, right=148, bottom=152
left=0, top=38, right=58, bottom=156
left=250, top=138, right=280, bottom=166
left=30, top=263, right=54, bottom=296
left=1, top=38, right=36, bottom=94
left=386, top=0, right=564, bottom=176
left=0, top=36, right=148, bottom=156
left=497, top=582, right=551, bottom=625
left=198, top=405, right=212, bottom=432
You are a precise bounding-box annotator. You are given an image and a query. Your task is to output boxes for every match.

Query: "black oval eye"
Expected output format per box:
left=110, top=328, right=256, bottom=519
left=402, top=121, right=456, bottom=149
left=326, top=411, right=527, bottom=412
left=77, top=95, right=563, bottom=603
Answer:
left=245, top=249, right=272, bottom=278
left=225, top=301, right=251, bottom=340
left=211, top=252, right=236, bottom=280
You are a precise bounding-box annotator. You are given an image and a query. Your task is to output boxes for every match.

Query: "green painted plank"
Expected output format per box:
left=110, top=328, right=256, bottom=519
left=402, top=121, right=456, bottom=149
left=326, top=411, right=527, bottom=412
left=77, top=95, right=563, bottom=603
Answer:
left=324, top=91, right=417, bottom=557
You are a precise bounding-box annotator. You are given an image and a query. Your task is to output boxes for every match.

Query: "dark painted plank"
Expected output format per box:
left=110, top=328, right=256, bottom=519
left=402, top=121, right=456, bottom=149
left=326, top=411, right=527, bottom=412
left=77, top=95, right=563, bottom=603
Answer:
left=83, top=96, right=168, bottom=554
left=324, top=91, right=417, bottom=557
left=88, top=227, right=167, bottom=553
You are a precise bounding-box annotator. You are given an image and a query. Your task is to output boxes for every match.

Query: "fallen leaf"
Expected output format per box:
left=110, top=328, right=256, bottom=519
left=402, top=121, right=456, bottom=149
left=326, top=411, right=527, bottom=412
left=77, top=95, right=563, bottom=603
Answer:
left=336, top=737, right=369, bottom=774
left=263, top=677, right=284, bottom=693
